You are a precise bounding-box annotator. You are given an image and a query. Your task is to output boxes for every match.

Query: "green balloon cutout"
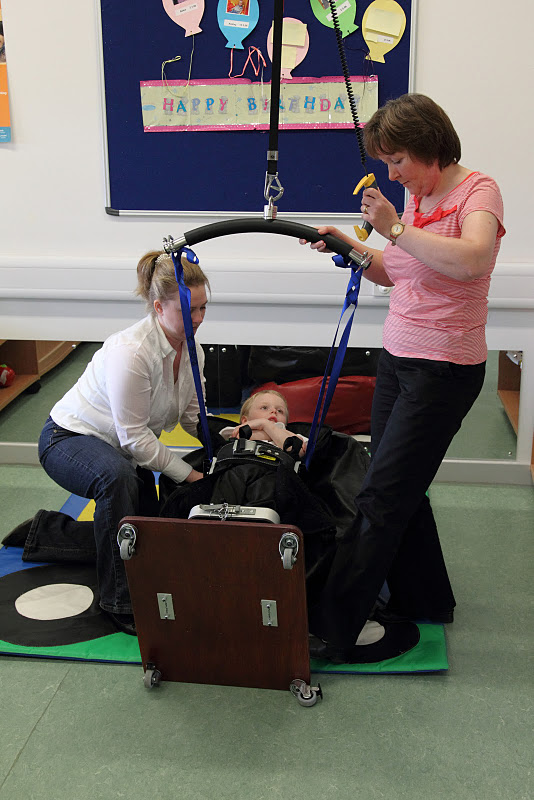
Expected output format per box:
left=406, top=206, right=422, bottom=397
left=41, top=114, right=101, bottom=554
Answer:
left=310, top=0, right=358, bottom=37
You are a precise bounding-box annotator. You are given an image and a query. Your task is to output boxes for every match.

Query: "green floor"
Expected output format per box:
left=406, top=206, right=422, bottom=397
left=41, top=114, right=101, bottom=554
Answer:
left=0, top=347, right=532, bottom=799
left=0, top=477, right=532, bottom=800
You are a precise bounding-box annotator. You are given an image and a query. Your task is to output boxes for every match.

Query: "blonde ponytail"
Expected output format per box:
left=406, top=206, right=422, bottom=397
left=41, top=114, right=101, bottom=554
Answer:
left=135, top=250, right=210, bottom=311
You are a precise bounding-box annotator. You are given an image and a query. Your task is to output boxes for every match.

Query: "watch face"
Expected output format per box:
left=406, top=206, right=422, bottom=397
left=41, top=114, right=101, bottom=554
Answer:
left=391, top=223, right=404, bottom=236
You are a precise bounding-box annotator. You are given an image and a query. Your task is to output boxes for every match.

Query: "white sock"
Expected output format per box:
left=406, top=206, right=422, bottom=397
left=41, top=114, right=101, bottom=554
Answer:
left=355, top=620, right=386, bottom=646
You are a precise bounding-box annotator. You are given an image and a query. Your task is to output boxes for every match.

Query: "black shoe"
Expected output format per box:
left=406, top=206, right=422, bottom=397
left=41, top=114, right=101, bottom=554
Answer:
left=373, top=606, right=454, bottom=625
left=421, top=609, right=454, bottom=624
left=309, top=634, right=328, bottom=659
left=371, top=607, right=409, bottom=624
left=1, top=517, right=34, bottom=548
left=311, top=621, right=420, bottom=665
left=102, top=610, right=137, bottom=636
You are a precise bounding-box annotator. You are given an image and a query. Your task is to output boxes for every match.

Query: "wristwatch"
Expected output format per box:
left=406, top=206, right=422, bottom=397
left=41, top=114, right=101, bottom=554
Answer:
left=389, top=221, right=406, bottom=245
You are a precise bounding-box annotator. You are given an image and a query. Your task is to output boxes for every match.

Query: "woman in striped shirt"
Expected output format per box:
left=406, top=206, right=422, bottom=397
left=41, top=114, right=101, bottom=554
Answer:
left=302, top=93, right=505, bottom=664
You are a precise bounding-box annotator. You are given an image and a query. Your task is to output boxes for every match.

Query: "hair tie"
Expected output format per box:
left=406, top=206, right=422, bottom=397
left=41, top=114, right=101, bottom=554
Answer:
left=150, top=253, right=168, bottom=284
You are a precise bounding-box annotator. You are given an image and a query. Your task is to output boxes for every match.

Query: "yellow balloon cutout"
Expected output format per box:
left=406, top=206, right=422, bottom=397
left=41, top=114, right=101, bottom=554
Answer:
left=362, top=0, right=406, bottom=64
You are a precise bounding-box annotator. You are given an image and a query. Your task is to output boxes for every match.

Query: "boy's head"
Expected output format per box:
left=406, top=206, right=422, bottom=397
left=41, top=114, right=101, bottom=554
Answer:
left=240, top=390, right=289, bottom=425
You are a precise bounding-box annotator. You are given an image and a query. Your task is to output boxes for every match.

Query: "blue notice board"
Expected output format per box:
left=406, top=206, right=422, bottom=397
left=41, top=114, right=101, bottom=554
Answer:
left=97, top=1, right=415, bottom=216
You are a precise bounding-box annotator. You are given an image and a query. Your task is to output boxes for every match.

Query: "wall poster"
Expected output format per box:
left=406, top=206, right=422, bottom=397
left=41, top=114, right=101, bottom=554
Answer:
left=0, top=1, right=11, bottom=143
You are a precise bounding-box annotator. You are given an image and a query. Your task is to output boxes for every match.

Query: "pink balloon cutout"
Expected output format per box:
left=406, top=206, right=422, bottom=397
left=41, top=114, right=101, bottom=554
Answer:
left=267, top=17, right=310, bottom=80
left=161, top=0, right=204, bottom=37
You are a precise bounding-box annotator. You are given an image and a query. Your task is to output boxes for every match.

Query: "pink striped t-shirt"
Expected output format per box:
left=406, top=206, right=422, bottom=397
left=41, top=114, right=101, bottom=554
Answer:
left=382, top=172, right=505, bottom=364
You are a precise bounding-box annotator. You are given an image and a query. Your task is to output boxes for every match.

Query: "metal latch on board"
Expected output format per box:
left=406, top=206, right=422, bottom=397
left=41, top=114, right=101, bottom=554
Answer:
left=261, top=599, right=278, bottom=627
left=157, top=593, right=175, bottom=621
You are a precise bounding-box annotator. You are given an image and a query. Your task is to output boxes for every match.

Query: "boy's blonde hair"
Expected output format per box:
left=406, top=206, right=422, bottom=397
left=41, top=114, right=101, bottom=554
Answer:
left=240, top=390, right=289, bottom=422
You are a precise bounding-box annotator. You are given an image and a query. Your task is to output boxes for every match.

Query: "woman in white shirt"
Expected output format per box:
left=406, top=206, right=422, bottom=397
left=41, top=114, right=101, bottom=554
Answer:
left=36, top=251, right=209, bottom=634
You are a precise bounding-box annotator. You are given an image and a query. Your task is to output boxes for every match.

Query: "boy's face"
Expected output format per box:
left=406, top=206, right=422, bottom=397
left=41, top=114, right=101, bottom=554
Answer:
left=242, top=393, right=288, bottom=425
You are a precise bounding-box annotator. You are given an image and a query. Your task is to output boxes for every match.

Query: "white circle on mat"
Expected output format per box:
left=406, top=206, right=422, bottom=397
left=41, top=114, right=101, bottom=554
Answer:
left=15, top=583, right=94, bottom=620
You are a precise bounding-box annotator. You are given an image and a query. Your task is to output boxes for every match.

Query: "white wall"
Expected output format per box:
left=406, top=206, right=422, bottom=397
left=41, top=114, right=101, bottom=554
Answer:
left=0, top=0, right=531, bottom=320
left=0, top=0, right=533, bottom=482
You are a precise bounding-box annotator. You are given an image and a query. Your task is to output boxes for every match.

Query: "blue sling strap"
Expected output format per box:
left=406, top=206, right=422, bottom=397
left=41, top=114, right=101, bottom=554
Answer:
left=170, top=248, right=213, bottom=464
left=304, top=256, right=363, bottom=469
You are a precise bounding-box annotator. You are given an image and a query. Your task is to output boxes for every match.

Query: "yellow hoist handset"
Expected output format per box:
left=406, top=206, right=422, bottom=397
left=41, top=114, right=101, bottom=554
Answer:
left=353, top=173, right=378, bottom=242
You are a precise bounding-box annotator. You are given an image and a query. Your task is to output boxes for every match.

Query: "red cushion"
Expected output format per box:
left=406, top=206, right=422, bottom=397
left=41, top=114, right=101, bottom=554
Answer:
left=254, top=375, right=376, bottom=434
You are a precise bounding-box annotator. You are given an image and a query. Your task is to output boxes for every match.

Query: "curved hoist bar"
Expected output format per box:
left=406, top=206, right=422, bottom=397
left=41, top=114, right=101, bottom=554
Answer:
left=162, top=218, right=373, bottom=270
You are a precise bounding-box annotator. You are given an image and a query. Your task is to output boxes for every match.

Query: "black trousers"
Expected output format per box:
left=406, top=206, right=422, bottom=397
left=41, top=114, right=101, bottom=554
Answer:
left=310, top=348, right=486, bottom=653
left=22, top=465, right=159, bottom=572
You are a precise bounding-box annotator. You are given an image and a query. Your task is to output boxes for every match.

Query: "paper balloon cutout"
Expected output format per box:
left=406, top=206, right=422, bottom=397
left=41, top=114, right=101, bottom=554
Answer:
left=217, top=0, right=259, bottom=50
left=361, top=0, right=406, bottom=63
left=309, top=0, right=358, bottom=38
left=162, top=0, right=205, bottom=37
left=267, top=18, right=310, bottom=80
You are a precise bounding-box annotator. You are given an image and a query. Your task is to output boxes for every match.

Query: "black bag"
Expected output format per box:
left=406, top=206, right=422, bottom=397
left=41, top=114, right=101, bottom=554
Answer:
left=202, top=344, right=250, bottom=407
left=247, top=345, right=380, bottom=385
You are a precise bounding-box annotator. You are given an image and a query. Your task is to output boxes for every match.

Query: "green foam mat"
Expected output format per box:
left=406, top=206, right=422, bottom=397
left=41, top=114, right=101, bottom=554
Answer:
left=0, top=493, right=448, bottom=673
left=311, top=623, right=448, bottom=674
left=0, top=618, right=447, bottom=673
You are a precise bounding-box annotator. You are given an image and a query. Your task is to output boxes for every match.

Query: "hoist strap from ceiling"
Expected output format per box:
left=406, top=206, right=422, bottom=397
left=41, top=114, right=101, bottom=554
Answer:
left=267, top=0, right=284, bottom=175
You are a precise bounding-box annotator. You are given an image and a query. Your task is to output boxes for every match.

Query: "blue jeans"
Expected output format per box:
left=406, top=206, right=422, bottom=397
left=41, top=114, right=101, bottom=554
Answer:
left=37, top=417, right=159, bottom=613
left=311, top=349, right=486, bottom=653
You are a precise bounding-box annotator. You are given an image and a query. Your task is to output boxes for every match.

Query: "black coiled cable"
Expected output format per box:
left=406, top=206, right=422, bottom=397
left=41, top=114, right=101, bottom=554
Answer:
left=328, top=0, right=367, bottom=172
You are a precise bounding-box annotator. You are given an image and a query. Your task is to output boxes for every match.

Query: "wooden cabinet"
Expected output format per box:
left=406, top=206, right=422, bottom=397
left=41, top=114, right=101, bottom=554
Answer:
left=497, top=350, right=521, bottom=434
left=0, top=340, right=79, bottom=412
left=497, top=350, right=534, bottom=480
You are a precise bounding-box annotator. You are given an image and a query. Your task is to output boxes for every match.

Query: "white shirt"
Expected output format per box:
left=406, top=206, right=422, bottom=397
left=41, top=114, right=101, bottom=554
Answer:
left=50, top=313, right=205, bottom=483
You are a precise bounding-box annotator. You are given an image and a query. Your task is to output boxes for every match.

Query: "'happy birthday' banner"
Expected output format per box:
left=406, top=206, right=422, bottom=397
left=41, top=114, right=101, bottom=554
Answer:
left=140, top=76, right=377, bottom=132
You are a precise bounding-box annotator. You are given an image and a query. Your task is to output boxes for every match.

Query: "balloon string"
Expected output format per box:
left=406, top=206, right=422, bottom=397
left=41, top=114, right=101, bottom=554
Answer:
left=229, top=46, right=266, bottom=79
left=161, top=55, right=182, bottom=96
left=185, top=34, right=195, bottom=87
left=161, top=31, right=194, bottom=94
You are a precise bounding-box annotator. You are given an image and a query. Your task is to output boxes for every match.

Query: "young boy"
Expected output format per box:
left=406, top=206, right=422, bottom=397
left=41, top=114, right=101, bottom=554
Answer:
left=220, top=390, right=308, bottom=458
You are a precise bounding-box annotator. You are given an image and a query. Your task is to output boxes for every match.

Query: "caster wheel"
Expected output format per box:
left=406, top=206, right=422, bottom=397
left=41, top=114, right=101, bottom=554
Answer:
left=117, top=524, right=137, bottom=560
left=282, top=548, right=293, bottom=570
left=297, top=689, right=318, bottom=707
left=120, top=539, right=133, bottom=560
left=143, top=668, right=161, bottom=689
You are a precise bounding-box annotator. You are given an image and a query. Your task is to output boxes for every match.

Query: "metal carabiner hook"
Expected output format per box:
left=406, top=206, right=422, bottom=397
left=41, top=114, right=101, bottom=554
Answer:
left=264, top=172, right=285, bottom=219
left=264, top=172, right=285, bottom=203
